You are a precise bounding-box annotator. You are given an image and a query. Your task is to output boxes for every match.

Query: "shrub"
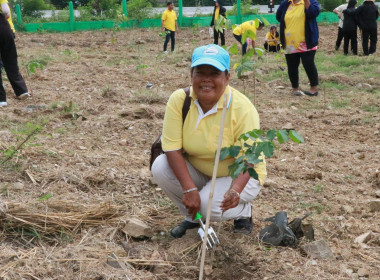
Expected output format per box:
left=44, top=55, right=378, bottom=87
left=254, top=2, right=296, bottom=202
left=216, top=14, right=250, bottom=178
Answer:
left=320, top=0, right=345, bottom=12
left=127, top=0, right=153, bottom=21
left=21, top=0, right=51, bottom=17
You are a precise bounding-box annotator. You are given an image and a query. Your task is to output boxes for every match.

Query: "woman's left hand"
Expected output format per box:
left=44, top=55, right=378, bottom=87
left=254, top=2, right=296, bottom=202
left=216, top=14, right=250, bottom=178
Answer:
left=220, top=189, right=240, bottom=212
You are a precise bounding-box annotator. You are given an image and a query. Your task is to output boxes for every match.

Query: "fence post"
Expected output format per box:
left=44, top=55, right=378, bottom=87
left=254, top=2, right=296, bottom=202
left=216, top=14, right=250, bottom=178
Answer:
left=122, top=0, right=127, bottom=18
left=237, top=0, right=241, bottom=23
left=178, top=0, right=183, bottom=27
left=69, top=1, right=75, bottom=31
left=16, top=4, right=22, bottom=24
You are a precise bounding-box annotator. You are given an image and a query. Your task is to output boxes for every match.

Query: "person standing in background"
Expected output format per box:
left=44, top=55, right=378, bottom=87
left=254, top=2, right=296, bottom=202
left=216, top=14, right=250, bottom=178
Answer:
left=342, top=0, right=358, bottom=55
left=333, top=0, right=349, bottom=51
left=0, top=0, right=30, bottom=107
left=210, top=0, right=226, bottom=46
left=356, top=0, right=379, bottom=55
left=161, top=1, right=178, bottom=53
left=276, top=0, right=320, bottom=97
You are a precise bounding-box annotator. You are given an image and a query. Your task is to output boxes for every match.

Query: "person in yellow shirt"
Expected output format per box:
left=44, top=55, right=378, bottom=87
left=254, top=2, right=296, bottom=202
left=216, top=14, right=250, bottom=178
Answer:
left=276, top=0, right=321, bottom=97
left=264, top=25, right=280, bottom=52
left=161, top=1, right=178, bottom=53
left=233, top=19, right=264, bottom=55
left=0, top=0, right=30, bottom=107
left=210, top=0, right=226, bottom=46
left=152, top=44, right=266, bottom=238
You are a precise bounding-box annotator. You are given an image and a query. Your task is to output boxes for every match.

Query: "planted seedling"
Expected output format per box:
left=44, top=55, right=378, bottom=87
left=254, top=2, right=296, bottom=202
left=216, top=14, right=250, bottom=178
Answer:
left=220, top=129, right=304, bottom=180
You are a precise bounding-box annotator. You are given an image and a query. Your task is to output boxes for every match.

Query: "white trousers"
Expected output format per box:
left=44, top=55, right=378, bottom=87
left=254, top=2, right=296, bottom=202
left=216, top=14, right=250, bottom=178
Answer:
left=151, top=154, right=262, bottom=222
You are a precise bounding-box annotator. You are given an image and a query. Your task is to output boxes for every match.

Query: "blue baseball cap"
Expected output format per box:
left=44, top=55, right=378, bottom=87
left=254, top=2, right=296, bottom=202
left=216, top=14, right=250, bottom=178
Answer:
left=191, top=44, right=230, bottom=72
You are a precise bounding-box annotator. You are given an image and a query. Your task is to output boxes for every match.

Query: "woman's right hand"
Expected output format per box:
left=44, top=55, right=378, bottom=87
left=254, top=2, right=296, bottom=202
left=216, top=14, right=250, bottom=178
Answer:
left=182, top=191, right=201, bottom=220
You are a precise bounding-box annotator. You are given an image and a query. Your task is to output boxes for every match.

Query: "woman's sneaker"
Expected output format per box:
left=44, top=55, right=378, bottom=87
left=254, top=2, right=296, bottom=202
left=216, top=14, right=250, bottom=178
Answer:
left=0, top=101, right=8, bottom=107
left=17, top=92, right=31, bottom=100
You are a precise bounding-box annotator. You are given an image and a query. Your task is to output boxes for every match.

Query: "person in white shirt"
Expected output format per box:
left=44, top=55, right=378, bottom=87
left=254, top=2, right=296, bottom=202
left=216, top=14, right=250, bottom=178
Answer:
left=333, top=0, right=349, bottom=51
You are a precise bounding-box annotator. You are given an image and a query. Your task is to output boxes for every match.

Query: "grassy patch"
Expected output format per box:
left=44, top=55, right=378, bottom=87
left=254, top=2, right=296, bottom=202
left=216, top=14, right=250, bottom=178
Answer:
left=331, top=98, right=351, bottom=109
left=321, top=81, right=347, bottom=90
left=361, top=104, right=380, bottom=113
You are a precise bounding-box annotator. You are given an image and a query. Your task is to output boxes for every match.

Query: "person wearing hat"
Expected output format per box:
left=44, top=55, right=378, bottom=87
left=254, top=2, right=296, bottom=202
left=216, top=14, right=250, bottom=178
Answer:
left=0, top=0, right=30, bottom=107
left=233, top=20, right=264, bottom=55
left=276, top=0, right=321, bottom=97
left=161, top=1, right=178, bottom=53
left=151, top=44, right=266, bottom=238
left=210, top=0, right=227, bottom=46
left=264, top=25, right=281, bottom=52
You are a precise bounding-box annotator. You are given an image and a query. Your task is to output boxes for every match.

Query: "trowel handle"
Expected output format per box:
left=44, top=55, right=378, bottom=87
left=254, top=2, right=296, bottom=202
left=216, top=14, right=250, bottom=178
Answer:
left=195, top=212, right=205, bottom=229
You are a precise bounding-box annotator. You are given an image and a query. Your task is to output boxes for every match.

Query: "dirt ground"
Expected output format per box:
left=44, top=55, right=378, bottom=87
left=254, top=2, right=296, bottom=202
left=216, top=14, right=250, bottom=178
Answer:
left=0, top=24, right=379, bottom=279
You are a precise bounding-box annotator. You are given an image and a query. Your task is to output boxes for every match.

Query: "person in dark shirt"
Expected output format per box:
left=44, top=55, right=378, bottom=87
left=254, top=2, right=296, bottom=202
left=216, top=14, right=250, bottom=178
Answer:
left=342, top=0, right=358, bottom=55
left=356, top=0, right=379, bottom=55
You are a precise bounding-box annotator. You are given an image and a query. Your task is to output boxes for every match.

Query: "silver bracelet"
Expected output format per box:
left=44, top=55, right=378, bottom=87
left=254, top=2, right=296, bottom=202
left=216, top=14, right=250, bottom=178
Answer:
left=183, top=187, right=198, bottom=194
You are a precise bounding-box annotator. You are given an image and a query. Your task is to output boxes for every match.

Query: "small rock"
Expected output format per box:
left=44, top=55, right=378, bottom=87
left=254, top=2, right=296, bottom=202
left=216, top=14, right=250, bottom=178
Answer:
left=282, top=122, right=293, bottom=130
left=146, top=83, right=154, bottom=89
left=357, top=268, right=369, bottom=277
left=375, top=190, right=380, bottom=198
left=12, top=182, right=24, bottom=190
left=341, top=205, right=354, bottom=214
left=362, top=83, right=372, bottom=90
left=122, top=217, right=153, bottom=238
left=290, top=106, right=298, bottom=110
left=204, top=264, right=213, bottom=276
left=263, top=178, right=279, bottom=188
left=300, top=239, right=334, bottom=259
left=78, top=146, right=87, bottom=150
left=304, top=172, right=322, bottom=180
left=354, top=232, right=372, bottom=244
left=139, top=168, right=151, bottom=180
left=369, top=200, right=380, bottom=212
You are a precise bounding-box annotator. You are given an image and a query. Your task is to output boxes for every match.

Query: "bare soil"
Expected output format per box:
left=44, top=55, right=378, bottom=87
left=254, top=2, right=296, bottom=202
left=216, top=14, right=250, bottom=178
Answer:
left=0, top=25, right=379, bottom=280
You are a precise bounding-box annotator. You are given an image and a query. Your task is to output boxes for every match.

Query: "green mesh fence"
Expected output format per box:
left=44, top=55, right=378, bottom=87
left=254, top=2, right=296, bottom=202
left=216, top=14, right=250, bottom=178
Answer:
left=16, top=12, right=342, bottom=33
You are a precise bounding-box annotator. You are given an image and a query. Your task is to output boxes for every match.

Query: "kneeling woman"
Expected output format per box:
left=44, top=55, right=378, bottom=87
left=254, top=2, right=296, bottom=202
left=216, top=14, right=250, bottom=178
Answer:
left=151, top=44, right=266, bottom=238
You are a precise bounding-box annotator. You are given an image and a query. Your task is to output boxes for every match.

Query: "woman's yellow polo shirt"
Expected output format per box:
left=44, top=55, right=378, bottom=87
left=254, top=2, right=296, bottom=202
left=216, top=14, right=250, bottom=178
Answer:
left=162, top=86, right=267, bottom=185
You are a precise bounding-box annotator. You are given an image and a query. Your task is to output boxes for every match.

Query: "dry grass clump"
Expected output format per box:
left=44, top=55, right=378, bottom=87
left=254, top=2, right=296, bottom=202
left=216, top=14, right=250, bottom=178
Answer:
left=0, top=200, right=125, bottom=237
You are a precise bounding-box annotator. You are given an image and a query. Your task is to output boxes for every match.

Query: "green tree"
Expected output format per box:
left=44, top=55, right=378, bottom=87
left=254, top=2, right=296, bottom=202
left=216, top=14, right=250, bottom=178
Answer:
left=22, top=0, right=51, bottom=16
left=127, top=0, right=152, bottom=21
left=88, top=0, right=118, bottom=17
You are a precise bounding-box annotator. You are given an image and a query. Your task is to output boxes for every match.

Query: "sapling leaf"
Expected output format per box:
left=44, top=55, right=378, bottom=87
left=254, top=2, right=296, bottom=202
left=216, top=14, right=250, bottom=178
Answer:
left=245, top=48, right=255, bottom=58
left=238, top=133, right=249, bottom=141
left=276, top=130, right=289, bottom=144
left=39, top=193, right=53, bottom=201
left=246, top=153, right=262, bottom=165
left=289, top=130, right=305, bottom=143
left=256, top=48, right=265, bottom=58
left=220, top=147, right=230, bottom=161
left=228, top=43, right=239, bottom=55
left=231, top=162, right=245, bottom=178
left=247, top=167, right=259, bottom=180
left=266, top=130, right=276, bottom=141
left=260, top=18, right=270, bottom=27
left=220, top=145, right=241, bottom=160
left=241, top=29, right=256, bottom=45
left=261, top=142, right=274, bottom=157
